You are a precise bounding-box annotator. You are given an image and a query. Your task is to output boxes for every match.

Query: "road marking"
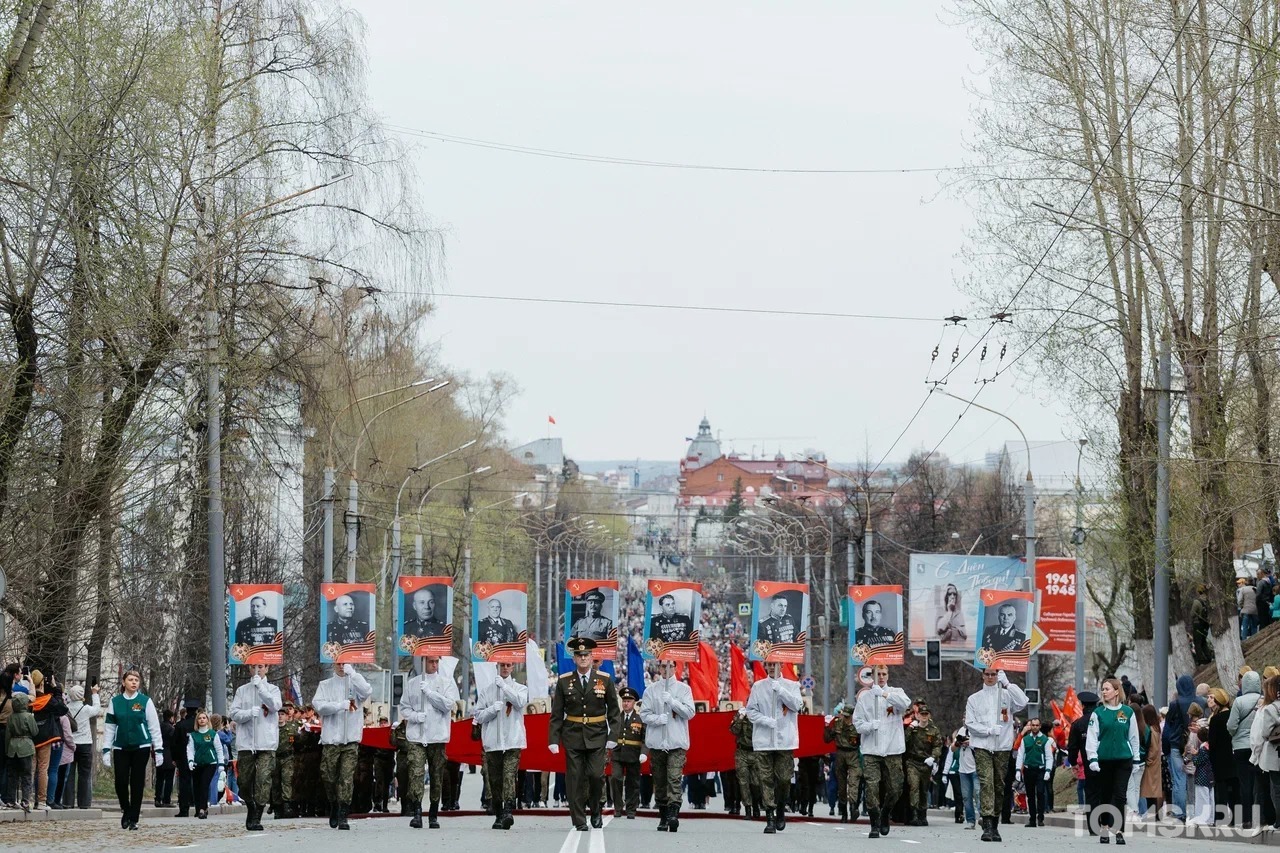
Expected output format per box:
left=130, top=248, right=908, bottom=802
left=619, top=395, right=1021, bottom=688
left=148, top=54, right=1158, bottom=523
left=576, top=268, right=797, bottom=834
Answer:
left=589, top=814, right=613, bottom=853
left=900, top=839, right=921, bottom=844
left=559, top=826, right=584, bottom=853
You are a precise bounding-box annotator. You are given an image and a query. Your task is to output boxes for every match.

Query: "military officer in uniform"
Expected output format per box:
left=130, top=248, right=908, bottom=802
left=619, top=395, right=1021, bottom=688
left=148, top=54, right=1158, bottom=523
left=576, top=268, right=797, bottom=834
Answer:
left=904, top=699, right=943, bottom=826
left=855, top=600, right=896, bottom=647
left=403, top=588, right=447, bottom=639
left=312, top=663, right=372, bottom=830
left=964, top=668, right=1028, bottom=842
left=729, top=706, right=759, bottom=819
left=549, top=637, right=621, bottom=831
left=327, top=595, right=370, bottom=645
left=823, top=703, right=863, bottom=822
left=570, top=589, right=613, bottom=641
left=757, top=596, right=799, bottom=644
left=638, top=659, right=696, bottom=831
left=478, top=599, right=519, bottom=645
left=235, top=597, right=280, bottom=646
left=648, top=595, right=692, bottom=642
left=980, top=604, right=1027, bottom=654
left=610, top=687, right=647, bottom=818
left=854, top=664, right=912, bottom=839
left=273, top=704, right=300, bottom=818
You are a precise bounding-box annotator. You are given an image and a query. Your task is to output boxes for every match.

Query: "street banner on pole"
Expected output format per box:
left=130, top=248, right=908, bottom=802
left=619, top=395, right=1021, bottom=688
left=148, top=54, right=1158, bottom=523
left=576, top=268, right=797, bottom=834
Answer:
left=319, top=582, right=376, bottom=664
left=1034, top=557, right=1078, bottom=654
left=229, top=584, right=283, bottom=665
left=849, top=585, right=905, bottom=666
left=472, top=582, right=528, bottom=663
left=974, top=588, right=1035, bottom=672
left=642, top=579, right=702, bottom=661
left=748, top=581, right=808, bottom=663
left=563, top=578, right=619, bottom=661
left=908, top=554, right=1027, bottom=657
left=396, top=576, right=453, bottom=658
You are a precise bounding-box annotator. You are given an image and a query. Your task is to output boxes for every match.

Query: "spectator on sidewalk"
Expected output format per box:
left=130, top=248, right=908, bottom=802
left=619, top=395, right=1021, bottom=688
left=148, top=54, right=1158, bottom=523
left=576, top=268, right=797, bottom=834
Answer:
left=5, top=693, right=36, bottom=812
left=29, top=671, right=69, bottom=809
left=63, top=684, right=101, bottom=810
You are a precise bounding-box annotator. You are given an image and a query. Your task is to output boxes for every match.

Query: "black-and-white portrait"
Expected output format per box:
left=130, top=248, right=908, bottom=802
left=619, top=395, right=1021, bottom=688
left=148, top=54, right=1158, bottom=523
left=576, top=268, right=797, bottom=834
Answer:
left=233, top=592, right=281, bottom=647
left=568, top=587, right=616, bottom=641
left=854, top=595, right=898, bottom=647
left=756, top=591, right=803, bottom=644
left=980, top=598, right=1029, bottom=653
left=476, top=591, right=525, bottom=645
left=326, top=591, right=373, bottom=645
left=403, top=584, right=449, bottom=639
left=647, top=591, right=694, bottom=642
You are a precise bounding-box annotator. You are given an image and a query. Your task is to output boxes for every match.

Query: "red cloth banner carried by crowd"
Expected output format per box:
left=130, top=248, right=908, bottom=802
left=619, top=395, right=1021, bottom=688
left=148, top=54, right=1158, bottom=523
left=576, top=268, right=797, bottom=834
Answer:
left=729, top=643, right=751, bottom=702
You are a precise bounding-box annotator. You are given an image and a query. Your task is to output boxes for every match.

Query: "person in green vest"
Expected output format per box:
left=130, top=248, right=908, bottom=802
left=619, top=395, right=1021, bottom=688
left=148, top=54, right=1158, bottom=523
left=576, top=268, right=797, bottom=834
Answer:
left=186, top=709, right=227, bottom=820
left=101, top=669, right=165, bottom=830
left=1085, top=678, right=1139, bottom=845
left=1015, top=718, right=1053, bottom=827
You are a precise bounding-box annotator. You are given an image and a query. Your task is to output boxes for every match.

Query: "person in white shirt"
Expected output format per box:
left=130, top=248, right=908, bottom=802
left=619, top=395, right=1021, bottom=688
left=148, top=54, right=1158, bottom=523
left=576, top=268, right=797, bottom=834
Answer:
left=853, top=664, right=912, bottom=838
left=399, top=655, right=459, bottom=829
left=638, top=659, right=696, bottom=832
left=63, top=684, right=101, bottom=809
left=952, top=727, right=979, bottom=829
left=964, top=668, right=1028, bottom=842
left=311, top=662, right=371, bottom=831
left=474, top=661, right=528, bottom=830
left=744, top=661, right=803, bottom=834
left=229, top=664, right=282, bottom=832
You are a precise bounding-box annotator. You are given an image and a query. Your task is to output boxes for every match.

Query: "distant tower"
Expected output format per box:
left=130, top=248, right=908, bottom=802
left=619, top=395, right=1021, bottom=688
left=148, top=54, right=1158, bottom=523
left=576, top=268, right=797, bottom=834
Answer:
left=681, top=416, right=721, bottom=474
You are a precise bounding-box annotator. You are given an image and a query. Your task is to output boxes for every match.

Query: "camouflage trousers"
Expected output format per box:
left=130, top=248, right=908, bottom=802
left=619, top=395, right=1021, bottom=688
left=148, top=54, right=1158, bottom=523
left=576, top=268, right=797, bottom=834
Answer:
left=650, top=748, right=687, bottom=808
left=863, top=753, right=903, bottom=813
left=974, top=749, right=1009, bottom=819
left=238, top=751, right=274, bottom=805
left=735, top=749, right=758, bottom=801
left=835, top=750, right=863, bottom=805
left=755, top=750, right=793, bottom=811
left=272, top=751, right=294, bottom=804
left=404, top=742, right=447, bottom=805
left=320, top=743, right=358, bottom=806
left=905, top=759, right=932, bottom=810
left=484, top=749, right=521, bottom=807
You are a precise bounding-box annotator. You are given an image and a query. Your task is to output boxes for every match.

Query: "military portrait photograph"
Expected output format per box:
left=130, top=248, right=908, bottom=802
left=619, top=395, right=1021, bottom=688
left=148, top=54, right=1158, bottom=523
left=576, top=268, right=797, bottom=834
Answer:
left=974, top=588, right=1034, bottom=671
left=318, top=582, right=377, bottom=664
left=471, top=582, right=528, bottom=663
left=747, top=580, right=808, bottom=662
left=849, top=584, right=905, bottom=666
left=641, top=579, right=702, bottom=660
left=563, top=579, right=619, bottom=659
left=397, top=575, right=454, bottom=658
left=228, top=584, right=284, bottom=665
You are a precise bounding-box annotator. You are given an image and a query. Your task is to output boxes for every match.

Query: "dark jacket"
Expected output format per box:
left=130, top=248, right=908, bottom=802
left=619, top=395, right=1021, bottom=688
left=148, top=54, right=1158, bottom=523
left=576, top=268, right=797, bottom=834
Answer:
left=1206, top=709, right=1236, bottom=783
left=1067, top=706, right=1096, bottom=767
left=1162, top=675, right=1208, bottom=754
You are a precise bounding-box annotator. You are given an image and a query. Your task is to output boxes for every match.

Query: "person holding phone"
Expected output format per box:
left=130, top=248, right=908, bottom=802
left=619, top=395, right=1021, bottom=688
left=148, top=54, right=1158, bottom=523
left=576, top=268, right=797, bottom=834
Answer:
left=102, top=669, right=165, bottom=830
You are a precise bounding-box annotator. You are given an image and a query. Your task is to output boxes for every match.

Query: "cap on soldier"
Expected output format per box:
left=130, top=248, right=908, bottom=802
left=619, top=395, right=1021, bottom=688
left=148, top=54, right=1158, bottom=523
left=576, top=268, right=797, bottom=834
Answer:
left=1078, top=691, right=1100, bottom=705
left=619, top=687, right=639, bottom=700
left=840, top=704, right=854, bottom=716
left=567, top=636, right=598, bottom=654
left=916, top=701, right=931, bottom=714
left=583, top=588, right=605, bottom=603
left=183, top=698, right=201, bottom=710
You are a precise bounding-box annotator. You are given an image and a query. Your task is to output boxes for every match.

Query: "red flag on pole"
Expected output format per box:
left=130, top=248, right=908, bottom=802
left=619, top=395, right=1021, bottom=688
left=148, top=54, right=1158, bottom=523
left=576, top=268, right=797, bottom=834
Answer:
left=1062, top=686, right=1083, bottom=723
left=689, top=642, right=720, bottom=705
left=729, top=643, right=750, bottom=703
left=783, top=662, right=800, bottom=681
left=548, top=415, right=556, bottom=425
left=751, top=660, right=767, bottom=682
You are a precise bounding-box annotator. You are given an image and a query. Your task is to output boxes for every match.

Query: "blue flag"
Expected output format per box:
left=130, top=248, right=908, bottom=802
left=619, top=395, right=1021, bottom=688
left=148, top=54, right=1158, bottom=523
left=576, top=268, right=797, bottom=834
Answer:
left=556, top=641, right=615, bottom=681
left=627, top=636, right=646, bottom=698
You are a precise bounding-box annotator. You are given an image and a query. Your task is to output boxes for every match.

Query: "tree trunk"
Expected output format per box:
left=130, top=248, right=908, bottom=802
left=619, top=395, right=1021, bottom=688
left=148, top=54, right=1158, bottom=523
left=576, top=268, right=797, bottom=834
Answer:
left=0, top=0, right=57, bottom=146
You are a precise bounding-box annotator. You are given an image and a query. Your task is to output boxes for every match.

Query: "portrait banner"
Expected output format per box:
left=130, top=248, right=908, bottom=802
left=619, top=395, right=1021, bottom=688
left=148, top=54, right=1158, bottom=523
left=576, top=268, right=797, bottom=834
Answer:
left=848, top=585, right=904, bottom=666
left=472, top=582, right=528, bottom=663
left=229, top=584, right=284, bottom=665
left=1035, top=557, right=1077, bottom=655
left=907, top=554, right=1027, bottom=656
left=748, top=581, right=808, bottom=663
left=563, top=578, right=620, bottom=661
left=397, top=576, right=454, bottom=658
left=642, top=579, right=702, bottom=661
left=319, top=582, right=376, bottom=664
left=974, top=588, right=1034, bottom=672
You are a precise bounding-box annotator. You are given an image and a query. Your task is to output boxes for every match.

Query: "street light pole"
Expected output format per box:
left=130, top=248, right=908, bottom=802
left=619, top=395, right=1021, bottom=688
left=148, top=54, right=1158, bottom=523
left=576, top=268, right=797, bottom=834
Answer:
left=1074, top=439, right=1088, bottom=690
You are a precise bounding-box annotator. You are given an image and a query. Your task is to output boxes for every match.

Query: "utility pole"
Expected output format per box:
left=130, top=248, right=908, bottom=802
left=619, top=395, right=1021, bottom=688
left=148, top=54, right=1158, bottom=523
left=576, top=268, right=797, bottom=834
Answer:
left=847, top=528, right=855, bottom=703
left=1025, top=467, right=1038, bottom=708
left=1154, top=335, right=1172, bottom=706
left=460, top=546, right=472, bottom=711
left=322, top=468, right=335, bottom=582
left=1074, top=439, right=1088, bottom=690
left=535, top=549, right=542, bottom=642
left=345, top=477, right=359, bottom=583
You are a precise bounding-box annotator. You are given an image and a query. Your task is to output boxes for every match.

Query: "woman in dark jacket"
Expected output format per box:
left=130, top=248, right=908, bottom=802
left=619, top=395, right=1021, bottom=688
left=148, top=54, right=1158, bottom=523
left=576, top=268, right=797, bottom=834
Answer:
left=1207, top=688, right=1238, bottom=825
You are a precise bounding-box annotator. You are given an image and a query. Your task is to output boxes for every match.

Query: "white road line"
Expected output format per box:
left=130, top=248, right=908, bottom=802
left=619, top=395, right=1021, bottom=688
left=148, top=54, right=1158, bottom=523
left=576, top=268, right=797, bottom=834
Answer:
left=589, top=814, right=613, bottom=853
left=559, top=826, right=584, bottom=853
left=900, top=839, right=922, bottom=844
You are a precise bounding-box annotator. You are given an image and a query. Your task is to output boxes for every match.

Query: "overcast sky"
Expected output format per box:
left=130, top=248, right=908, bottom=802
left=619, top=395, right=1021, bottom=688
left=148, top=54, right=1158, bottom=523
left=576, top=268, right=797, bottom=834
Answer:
left=353, top=2, right=1075, bottom=466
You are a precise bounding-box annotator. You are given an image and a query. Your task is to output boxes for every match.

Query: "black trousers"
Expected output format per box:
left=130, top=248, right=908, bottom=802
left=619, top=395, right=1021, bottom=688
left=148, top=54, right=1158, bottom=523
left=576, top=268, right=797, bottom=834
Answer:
left=1025, top=770, right=1045, bottom=821
left=62, top=744, right=96, bottom=808
left=1235, top=749, right=1260, bottom=827
left=113, top=749, right=151, bottom=823
left=1096, top=759, right=1129, bottom=833
left=176, top=765, right=194, bottom=814
left=194, top=764, right=218, bottom=813
left=154, top=765, right=174, bottom=806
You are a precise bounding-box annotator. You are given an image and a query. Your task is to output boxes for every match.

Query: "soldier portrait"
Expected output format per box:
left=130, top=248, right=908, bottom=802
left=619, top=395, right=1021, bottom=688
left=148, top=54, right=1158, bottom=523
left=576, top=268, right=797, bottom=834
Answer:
left=234, top=594, right=281, bottom=646
left=756, top=593, right=801, bottom=644
left=854, top=597, right=897, bottom=647
left=568, top=587, right=615, bottom=641
left=326, top=592, right=372, bottom=645
left=979, top=601, right=1028, bottom=653
left=647, top=593, right=693, bottom=643
left=403, top=586, right=448, bottom=639
left=477, top=596, right=520, bottom=645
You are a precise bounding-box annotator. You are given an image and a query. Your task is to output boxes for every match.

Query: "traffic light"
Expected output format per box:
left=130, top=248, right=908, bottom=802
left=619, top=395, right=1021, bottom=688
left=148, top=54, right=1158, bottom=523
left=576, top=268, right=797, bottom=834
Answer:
left=925, top=639, right=942, bottom=682
left=392, top=673, right=405, bottom=706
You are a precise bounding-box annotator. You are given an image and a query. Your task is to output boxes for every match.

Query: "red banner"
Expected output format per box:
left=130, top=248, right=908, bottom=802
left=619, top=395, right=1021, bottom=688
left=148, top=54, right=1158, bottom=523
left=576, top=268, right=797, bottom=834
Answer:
left=1035, top=557, right=1077, bottom=654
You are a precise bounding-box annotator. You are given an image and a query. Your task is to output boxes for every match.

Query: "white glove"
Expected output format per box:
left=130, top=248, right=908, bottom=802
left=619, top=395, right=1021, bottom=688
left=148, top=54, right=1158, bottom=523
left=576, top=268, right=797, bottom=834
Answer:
left=606, top=740, right=617, bottom=750
left=420, top=679, right=430, bottom=693
left=654, top=714, right=670, bottom=725
left=866, top=721, right=880, bottom=733
left=155, top=750, right=164, bottom=768
left=491, top=701, right=505, bottom=714
left=911, top=719, right=920, bottom=728
left=1044, top=770, right=1052, bottom=781
left=824, top=715, right=834, bottom=725
left=189, top=760, right=196, bottom=771
left=102, top=750, right=112, bottom=769
left=1015, top=770, right=1022, bottom=782
left=640, top=754, right=648, bottom=764
left=871, top=685, right=884, bottom=697
left=548, top=744, right=560, bottom=755
left=997, top=670, right=1009, bottom=687
left=737, top=707, right=747, bottom=717
left=343, top=663, right=354, bottom=676
left=925, top=757, right=935, bottom=769
left=1088, top=760, right=1100, bottom=773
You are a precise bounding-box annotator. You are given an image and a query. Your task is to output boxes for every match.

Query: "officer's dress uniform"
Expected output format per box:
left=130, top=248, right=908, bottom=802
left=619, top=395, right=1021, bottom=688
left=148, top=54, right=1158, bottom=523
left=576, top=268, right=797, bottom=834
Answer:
left=854, top=681, right=912, bottom=838
left=611, top=698, right=646, bottom=818
left=904, top=711, right=943, bottom=825
left=823, top=707, right=863, bottom=821
left=327, top=617, right=370, bottom=645
left=758, top=615, right=798, bottom=644
left=272, top=717, right=300, bottom=817
left=399, top=666, right=459, bottom=828
left=549, top=661, right=621, bottom=830
left=229, top=674, right=282, bottom=831
left=311, top=666, right=372, bottom=830
left=649, top=614, right=692, bottom=643
left=1016, top=728, right=1054, bottom=826
left=964, top=676, right=1028, bottom=841
left=729, top=711, right=760, bottom=818
left=478, top=616, right=519, bottom=644
left=855, top=625, right=896, bottom=647
left=570, top=616, right=613, bottom=641
left=235, top=616, right=279, bottom=647
left=474, top=671, right=528, bottom=829
left=744, top=674, right=803, bottom=833
left=638, top=673, right=696, bottom=831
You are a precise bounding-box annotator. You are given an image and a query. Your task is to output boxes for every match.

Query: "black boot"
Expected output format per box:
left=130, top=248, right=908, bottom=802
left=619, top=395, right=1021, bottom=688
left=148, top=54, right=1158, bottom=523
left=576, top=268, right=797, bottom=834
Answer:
left=329, top=805, right=339, bottom=829
left=868, top=809, right=881, bottom=839
left=991, top=816, right=1002, bottom=842
left=410, top=801, right=423, bottom=829
left=981, top=816, right=994, bottom=842
left=502, top=800, right=515, bottom=829
left=657, top=803, right=670, bottom=831
left=668, top=803, right=680, bottom=833
left=337, top=805, right=350, bottom=830
left=879, top=809, right=890, bottom=835
left=764, top=808, right=777, bottom=834
left=492, top=808, right=504, bottom=830
left=428, top=801, right=440, bottom=829
left=775, top=803, right=786, bottom=831
left=247, top=802, right=256, bottom=831
left=839, top=801, right=848, bottom=823
left=252, top=804, right=266, bottom=831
